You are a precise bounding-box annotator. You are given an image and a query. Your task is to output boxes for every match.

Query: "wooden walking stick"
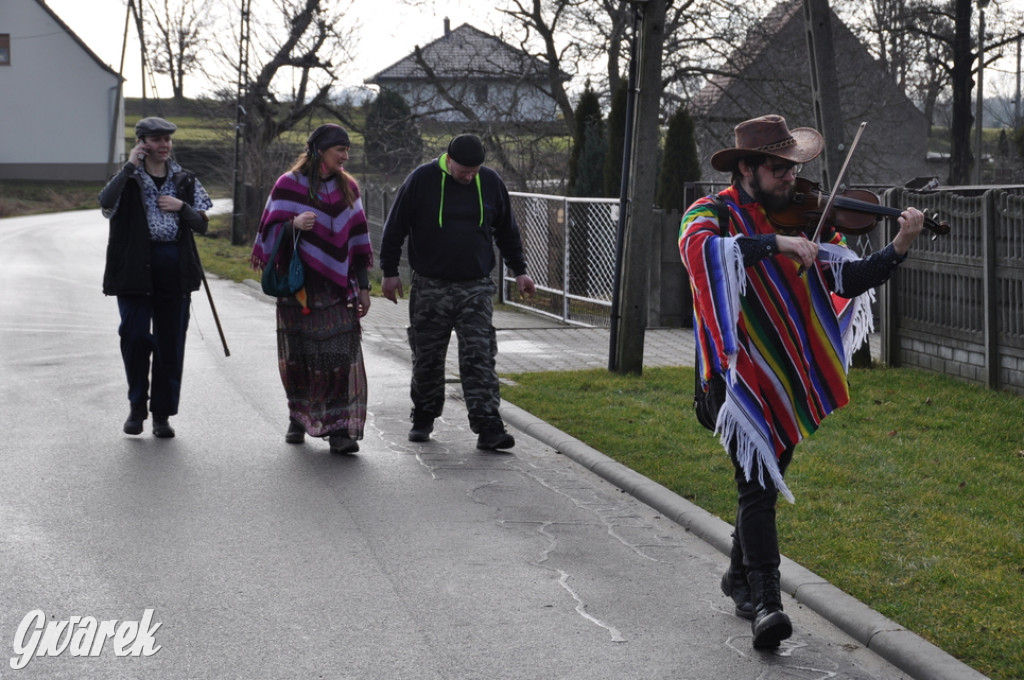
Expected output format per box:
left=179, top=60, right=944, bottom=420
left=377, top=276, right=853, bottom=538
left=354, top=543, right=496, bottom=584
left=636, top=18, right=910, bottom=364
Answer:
left=188, top=227, right=230, bottom=357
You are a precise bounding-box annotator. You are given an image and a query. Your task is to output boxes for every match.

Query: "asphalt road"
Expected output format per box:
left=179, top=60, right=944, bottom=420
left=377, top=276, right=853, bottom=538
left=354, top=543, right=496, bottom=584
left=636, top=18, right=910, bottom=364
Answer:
left=0, top=209, right=920, bottom=680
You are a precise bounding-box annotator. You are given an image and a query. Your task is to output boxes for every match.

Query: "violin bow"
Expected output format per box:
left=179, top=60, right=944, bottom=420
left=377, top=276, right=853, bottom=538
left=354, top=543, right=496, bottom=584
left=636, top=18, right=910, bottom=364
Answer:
left=809, top=121, right=867, bottom=244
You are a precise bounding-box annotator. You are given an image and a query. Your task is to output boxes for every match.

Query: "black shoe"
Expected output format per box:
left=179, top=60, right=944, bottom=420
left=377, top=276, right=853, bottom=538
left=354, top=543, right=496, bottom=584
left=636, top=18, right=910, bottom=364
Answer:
left=748, top=570, right=792, bottom=649
left=285, top=418, right=305, bottom=444
left=476, top=426, right=515, bottom=450
left=328, top=433, right=359, bottom=454
left=123, top=403, right=147, bottom=435
left=152, top=415, right=175, bottom=439
left=408, top=419, right=433, bottom=442
left=720, top=569, right=756, bottom=620
left=752, top=607, right=792, bottom=649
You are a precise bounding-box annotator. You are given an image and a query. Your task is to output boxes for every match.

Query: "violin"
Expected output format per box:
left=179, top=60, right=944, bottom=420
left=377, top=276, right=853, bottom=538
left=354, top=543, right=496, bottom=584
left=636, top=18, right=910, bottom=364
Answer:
left=766, top=177, right=950, bottom=238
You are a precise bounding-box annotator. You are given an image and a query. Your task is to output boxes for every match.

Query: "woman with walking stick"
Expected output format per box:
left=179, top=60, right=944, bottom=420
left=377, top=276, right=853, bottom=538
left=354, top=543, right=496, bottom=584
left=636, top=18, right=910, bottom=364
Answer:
left=98, top=116, right=214, bottom=439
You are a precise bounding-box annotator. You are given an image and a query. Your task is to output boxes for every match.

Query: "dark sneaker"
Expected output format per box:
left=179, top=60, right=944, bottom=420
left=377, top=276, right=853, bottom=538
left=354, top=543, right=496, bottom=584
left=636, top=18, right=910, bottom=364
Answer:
left=152, top=415, right=175, bottom=439
left=123, top=403, right=147, bottom=435
left=285, top=418, right=305, bottom=444
left=476, top=427, right=515, bottom=450
left=328, top=433, right=359, bottom=454
left=408, top=419, right=433, bottom=442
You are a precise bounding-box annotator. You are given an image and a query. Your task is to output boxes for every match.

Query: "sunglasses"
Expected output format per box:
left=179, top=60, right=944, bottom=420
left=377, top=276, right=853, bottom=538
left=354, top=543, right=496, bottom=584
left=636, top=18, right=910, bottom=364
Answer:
left=764, top=162, right=801, bottom=179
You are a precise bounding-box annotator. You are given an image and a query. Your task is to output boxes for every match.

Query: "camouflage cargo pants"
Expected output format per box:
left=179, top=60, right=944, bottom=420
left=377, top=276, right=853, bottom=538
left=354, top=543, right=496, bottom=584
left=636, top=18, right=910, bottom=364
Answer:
left=407, top=274, right=501, bottom=433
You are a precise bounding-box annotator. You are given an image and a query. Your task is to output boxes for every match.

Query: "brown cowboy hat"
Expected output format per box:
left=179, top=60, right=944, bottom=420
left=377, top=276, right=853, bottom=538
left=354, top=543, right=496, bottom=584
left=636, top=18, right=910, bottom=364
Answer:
left=710, top=114, right=824, bottom=172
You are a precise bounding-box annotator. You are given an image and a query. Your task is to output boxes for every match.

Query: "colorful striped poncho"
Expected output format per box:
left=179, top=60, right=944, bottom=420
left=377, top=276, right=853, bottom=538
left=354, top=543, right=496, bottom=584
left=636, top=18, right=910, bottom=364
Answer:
left=679, top=186, right=874, bottom=502
left=251, top=172, right=373, bottom=297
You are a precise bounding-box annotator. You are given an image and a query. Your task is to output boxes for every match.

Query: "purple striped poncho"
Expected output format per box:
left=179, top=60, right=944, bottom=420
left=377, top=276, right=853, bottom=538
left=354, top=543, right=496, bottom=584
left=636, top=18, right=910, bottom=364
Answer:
left=251, top=172, right=373, bottom=297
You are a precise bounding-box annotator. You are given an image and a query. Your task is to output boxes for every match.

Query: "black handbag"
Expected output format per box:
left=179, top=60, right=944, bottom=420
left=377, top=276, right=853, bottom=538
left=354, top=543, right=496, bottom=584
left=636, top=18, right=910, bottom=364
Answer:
left=693, top=194, right=731, bottom=431
left=694, top=370, right=726, bottom=431
left=261, top=226, right=304, bottom=297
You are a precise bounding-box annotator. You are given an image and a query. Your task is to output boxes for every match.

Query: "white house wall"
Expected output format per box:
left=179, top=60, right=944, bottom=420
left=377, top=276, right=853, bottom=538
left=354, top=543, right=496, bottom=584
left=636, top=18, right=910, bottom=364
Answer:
left=0, top=0, right=124, bottom=180
left=392, top=81, right=559, bottom=124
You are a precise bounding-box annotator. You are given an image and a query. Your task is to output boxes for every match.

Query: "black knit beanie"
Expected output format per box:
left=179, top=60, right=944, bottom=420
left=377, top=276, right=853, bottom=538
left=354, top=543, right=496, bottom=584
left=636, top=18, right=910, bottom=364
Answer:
left=447, top=134, right=485, bottom=166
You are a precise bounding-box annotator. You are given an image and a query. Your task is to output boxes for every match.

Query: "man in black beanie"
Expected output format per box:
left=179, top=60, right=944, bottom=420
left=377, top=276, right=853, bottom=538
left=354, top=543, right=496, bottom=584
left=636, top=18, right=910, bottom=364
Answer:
left=380, top=134, right=536, bottom=449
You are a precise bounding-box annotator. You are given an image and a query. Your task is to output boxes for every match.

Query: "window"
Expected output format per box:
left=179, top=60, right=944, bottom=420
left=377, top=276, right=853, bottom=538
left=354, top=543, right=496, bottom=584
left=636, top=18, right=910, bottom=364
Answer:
left=474, top=84, right=488, bottom=104
left=0, top=35, right=10, bottom=66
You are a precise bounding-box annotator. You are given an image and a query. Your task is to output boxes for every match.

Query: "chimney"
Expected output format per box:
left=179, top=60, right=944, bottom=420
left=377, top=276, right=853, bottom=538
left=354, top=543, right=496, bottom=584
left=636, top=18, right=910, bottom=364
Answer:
left=444, top=18, right=451, bottom=36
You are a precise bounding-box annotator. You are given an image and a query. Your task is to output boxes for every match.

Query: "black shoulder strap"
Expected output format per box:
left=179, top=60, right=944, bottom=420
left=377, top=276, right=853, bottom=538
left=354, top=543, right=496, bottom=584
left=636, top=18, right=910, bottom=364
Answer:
left=174, top=171, right=197, bottom=207
left=710, top=193, right=731, bottom=237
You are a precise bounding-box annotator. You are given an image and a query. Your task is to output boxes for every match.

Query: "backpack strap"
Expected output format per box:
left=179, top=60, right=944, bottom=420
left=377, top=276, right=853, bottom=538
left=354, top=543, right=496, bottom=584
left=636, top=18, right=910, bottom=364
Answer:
left=710, top=193, right=733, bottom=237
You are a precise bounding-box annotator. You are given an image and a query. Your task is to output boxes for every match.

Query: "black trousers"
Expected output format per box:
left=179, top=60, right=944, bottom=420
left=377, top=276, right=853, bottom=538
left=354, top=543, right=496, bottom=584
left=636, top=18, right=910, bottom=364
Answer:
left=116, top=242, right=191, bottom=417
left=729, top=442, right=794, bottom=574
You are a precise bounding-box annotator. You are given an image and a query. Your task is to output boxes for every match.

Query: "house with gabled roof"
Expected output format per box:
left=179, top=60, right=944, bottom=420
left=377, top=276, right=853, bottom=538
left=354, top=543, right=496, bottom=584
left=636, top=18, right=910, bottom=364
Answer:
left=0, top=0, right=124, bottom=181
left=365, top=19, right=566, bottom=124
left=691, top=0, right=934, bottom=187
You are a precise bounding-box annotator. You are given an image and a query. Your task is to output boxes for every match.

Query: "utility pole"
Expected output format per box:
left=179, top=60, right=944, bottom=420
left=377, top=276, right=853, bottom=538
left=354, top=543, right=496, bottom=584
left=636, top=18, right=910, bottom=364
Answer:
left=973, top=0, right=989, bottom=185
left=231, top=0, right=252, bottom=246
left=608, top=1, right=644, bottom=372
left=611, top=0, right=666, bottom=375
left=803, top=0, right=844, bottom=189
left=1016, top=34, right=1021, bottom=126
left=804, top=0, right=876, bottom=367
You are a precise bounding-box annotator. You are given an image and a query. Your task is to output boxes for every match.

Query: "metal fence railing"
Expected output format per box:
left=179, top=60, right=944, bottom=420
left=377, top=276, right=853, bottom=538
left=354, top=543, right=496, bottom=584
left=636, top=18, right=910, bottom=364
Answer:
left=363, top=178, right=1024, bottom=394
left=503, top=192, right=620, bottom=327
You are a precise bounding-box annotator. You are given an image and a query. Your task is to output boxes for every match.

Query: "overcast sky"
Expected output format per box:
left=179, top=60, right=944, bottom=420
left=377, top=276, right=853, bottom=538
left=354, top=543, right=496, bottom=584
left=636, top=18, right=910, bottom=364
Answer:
left=44, top=0, right=493, bottom=98
left=43, top=0, right=1024, bottom=102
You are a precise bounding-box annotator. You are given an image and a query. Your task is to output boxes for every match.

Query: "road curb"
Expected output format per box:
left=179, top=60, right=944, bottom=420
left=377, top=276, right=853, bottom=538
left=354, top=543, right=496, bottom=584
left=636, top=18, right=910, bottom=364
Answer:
left=500, top=399, right=990, bottom=680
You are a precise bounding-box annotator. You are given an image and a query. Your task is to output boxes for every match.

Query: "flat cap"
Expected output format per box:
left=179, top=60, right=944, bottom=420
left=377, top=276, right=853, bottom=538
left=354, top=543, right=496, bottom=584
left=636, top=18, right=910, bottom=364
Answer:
left=135, top=117, right=177, bottom=138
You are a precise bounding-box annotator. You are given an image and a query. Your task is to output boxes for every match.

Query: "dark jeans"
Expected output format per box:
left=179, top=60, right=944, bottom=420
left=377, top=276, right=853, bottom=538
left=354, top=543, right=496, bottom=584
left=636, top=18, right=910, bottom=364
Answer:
left=730, top=442, right=794, bottom=574
left=117, top=242, right=191, bottom=417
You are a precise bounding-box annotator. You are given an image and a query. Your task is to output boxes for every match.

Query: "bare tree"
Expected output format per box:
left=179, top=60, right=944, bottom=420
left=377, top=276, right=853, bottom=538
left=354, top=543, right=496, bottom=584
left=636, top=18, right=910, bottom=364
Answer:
left=145, top=0, right=214, bottom=100
left=843, top=0, right=1021, bottom=184
left=499, top=0, right=582, bottom=131
left=230, top=0, right=357, bottom=233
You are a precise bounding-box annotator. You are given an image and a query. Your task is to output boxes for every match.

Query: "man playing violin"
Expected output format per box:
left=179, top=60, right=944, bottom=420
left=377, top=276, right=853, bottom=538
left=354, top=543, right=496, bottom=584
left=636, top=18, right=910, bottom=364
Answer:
left=679, top=115, right=925, bottom=649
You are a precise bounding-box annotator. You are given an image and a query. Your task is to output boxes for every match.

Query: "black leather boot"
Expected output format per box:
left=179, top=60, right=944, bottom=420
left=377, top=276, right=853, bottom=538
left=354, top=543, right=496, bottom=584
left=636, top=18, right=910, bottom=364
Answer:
left=328, top=432, right=359, bottom=454
left=123, top=403, right=147, bottom=435
left=152, top=415, right=175, bottom=439
left=721, top=533, right=755, bottom=619
left=748, top=569, right=792, bottom=649
left=285, top=418, right=305, bottom=444
left=721, top=569, right=755, bottom=620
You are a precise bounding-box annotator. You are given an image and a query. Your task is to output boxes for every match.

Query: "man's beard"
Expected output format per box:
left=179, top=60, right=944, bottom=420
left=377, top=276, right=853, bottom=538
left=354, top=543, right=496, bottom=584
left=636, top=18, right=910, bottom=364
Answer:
left=751, top=171, right=794, bottom=212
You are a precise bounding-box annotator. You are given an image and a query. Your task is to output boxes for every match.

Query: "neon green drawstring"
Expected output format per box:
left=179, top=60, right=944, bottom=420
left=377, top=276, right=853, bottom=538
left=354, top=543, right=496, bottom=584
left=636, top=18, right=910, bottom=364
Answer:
left=438, top=153, right=483, bottom=228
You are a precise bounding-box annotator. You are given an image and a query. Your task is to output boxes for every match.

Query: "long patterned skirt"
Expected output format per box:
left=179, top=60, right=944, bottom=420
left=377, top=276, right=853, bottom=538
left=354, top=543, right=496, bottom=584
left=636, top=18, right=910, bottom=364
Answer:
left=276, top=296, right=366, bottom=439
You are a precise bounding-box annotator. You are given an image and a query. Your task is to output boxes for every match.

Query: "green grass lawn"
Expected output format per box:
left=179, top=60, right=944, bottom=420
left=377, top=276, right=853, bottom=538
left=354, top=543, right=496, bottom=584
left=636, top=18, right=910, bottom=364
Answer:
left=0, top=180, right=104, bottom=217
left=500, top=366, right=1024, bottom=680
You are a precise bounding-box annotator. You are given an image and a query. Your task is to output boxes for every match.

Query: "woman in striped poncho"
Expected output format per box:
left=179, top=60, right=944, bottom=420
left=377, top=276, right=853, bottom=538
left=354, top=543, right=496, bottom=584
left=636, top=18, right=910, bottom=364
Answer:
left=679, top=115, right=925, bottom=649
left=252, top=125, right=373, bottom=455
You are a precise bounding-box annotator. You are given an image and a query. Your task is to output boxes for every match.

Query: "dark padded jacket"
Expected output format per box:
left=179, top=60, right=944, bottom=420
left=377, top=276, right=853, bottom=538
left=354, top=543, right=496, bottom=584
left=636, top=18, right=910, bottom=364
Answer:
left=99, top=163, right=208, bottom=296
